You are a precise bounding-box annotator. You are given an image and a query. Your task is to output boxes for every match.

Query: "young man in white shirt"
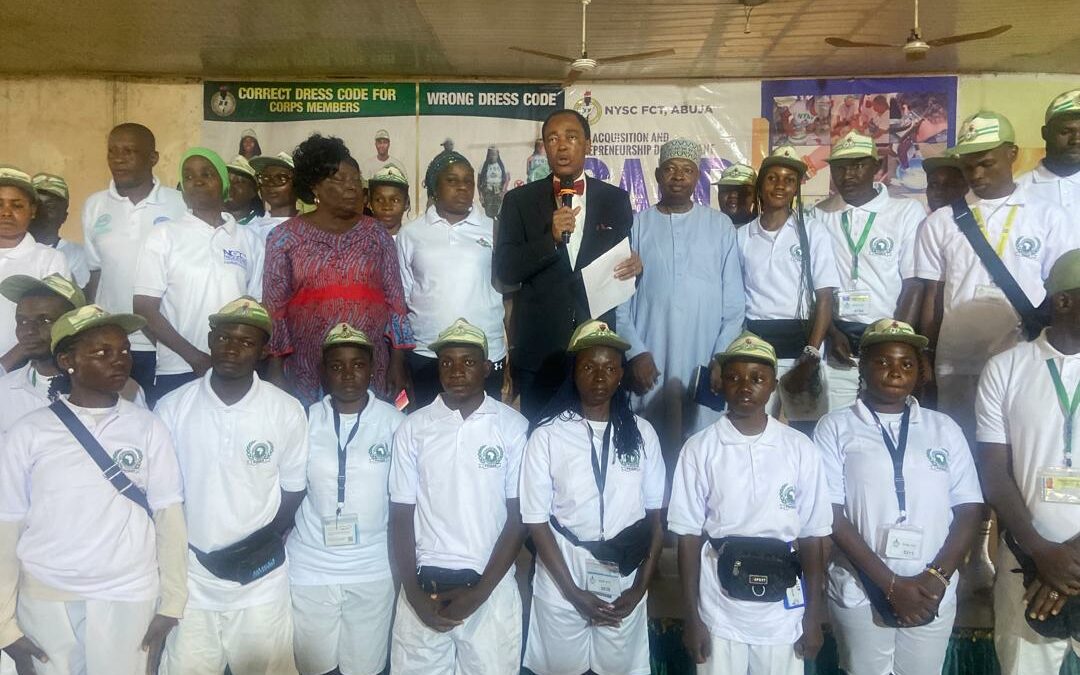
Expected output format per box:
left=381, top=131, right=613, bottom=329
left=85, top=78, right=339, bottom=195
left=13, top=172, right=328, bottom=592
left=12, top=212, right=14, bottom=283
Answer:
left=388, top=318, right=529, bottom=674
left=82, top=123, right=188, bottom=392
left=287, top=323, right=405, bottom=675
left=1016, top=89, right=1080, bottom=212
left=916, top=110, right=1080, bottom=441
left=976, top=249, right=1080, bottom=675
left=669, top=333, right=832, bottom=675
left=28, top=174, right=91, bottom=290
left=156, top=297, right=308, bottom=675
left=813, top=131, right=927, bottom=411
left=0, top=167, right=69, bottom=372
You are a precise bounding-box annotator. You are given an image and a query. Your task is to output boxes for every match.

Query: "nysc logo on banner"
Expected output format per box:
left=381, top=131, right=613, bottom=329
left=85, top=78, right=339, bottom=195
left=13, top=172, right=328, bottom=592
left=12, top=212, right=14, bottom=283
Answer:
left=211, top=86, right=237, bottom=118
left=573, top=91, right=603, bottom=126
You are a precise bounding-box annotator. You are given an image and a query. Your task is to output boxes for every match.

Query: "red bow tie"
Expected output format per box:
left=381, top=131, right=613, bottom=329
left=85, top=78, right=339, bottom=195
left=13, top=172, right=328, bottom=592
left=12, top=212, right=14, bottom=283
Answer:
left=554, top=177, right=585, bottom=196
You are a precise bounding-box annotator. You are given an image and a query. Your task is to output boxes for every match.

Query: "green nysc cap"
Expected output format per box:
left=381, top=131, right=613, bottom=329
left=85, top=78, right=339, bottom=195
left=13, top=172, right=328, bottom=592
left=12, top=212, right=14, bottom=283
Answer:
left=429, top=317, right=488, bottom=359
left=368, top=165, right=410, bottom=189
left=826, top=131, right=879, bottom=163
left=0, top=273, right=86, bottom=309
left=714, top=163, right=757, bottom=187
left=714, top=332, right=778, bottom=369
left=759, top=146, right=807, bottom=177
left=1045, top=89, right=1080, bottom=124
left=51, top=305, right=146, bottom=353
left=0, top=166, right=38, bottom=204
left=1045, top=249, right=1080, bottom=296
left=859, top=318, right=929, bottom=351
left=323, top=322, right=374, bottom=351
left=249, top=151, right=295, bottom=173
left=954, top=111, right=1016, bottom=156
left=567, top=319, right=631, bottom=353
left=207, top=296, right=272, bottom=338
left=31, top=173, right=69, bottom=201
left=922, top=148, right=962, bottom=175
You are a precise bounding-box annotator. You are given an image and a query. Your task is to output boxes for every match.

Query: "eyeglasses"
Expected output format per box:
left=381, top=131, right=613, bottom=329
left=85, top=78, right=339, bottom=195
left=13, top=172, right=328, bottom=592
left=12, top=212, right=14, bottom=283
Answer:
left=257, top=173, right=293, bottom=187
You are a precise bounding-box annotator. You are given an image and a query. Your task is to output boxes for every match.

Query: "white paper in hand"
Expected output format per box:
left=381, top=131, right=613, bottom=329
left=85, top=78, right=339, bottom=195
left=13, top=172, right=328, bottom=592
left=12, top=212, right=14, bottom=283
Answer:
left=581, top=237, right=636, bottom=319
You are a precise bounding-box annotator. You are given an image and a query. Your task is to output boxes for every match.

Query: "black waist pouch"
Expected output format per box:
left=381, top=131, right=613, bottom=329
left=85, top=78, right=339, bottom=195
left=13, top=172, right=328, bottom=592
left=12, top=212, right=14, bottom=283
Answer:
left=834, top=320, right=870, bottom=357
left=190, top=524, right=285, bottom=586
left=710, top=536, right=799, bottom=603
left=745, top=320, right=809, bottom=360
left=550, top=517, right=651, bottom=576
left=417, top=566, right=483, bottom=594
left=1003, top=534, right=1080, bottom=639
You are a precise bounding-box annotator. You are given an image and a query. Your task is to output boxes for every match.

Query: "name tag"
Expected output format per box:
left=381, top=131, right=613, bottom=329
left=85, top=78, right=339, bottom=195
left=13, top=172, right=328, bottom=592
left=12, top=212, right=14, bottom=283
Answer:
left=585, top=558, right=621, bottom=602
left=322, top=514, right=358, bottom=547
left=974, top=284, right=1007, bottom=302
left=835, top=290, right=873, bottom=317
left=879, top=523, right=924, bottom=560
left=1040, top=467, right=1080, bottom=504
left=784, top=579, right=805, bottom=609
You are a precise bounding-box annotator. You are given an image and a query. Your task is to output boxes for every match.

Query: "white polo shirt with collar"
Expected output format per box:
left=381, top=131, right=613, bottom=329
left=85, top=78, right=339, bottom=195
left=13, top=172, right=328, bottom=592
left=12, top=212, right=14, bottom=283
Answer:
left=0, top=234, right=69, bottom=355
left=814, top=398, right=983, bottom=608
left=813, top=184, right=927, bottom=323
left=56, top=238, right=90, bottom=288
left=520, top=413, right=665, bottom=603
left=81, top=178, right=187, bottom=352
left=1017, top=162, right=1080, bottom=212
left=668, top=414, right=833, bottom=645
left=396, top=206, right=506, bottom=361
left=133, top=211, right=265, bottom=376
left=0, top=363, right=147, bottom=435
left=915, top=184, right=1080, bottom=376
left=288, top=393, right=406, bottom=586
left=154, top=372, right=309, bottom=611
left=0, top=397, right=182, bottom=600
left=737, top=212, right=841, bottom=322
left=977, top=331, right=1080, bottom=544
left=388, top=394, right=528, bottom=574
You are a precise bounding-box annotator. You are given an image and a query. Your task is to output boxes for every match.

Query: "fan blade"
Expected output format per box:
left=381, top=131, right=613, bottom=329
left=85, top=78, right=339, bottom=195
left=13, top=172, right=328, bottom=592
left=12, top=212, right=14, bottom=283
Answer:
left=509, top=47, right=576, bottom=64
left=562, top=69, right=583, bottom=88
left=825, top=37, right=902, bottom=48
left=926, top=24, right=1012, bottom=47
left=594, top=48, right=676, bottom=65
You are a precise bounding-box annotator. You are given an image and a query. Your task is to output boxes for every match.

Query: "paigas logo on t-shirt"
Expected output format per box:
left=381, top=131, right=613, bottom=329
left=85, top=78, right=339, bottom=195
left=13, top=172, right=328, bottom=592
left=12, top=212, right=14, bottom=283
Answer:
left=112, top=447, right=144, bottom=472
left=927, top=448, right=950, bottom=472
left=477, top=445, right=504, bottom=469
left=779, top=483, right=796, bottom=510
left=223, top=249, right=248, bottom=268
left=368, top=443, right=390, bottom=463
left=618, top=448, right=641, bottom=471
left=245, top=440, right=274, bottom=465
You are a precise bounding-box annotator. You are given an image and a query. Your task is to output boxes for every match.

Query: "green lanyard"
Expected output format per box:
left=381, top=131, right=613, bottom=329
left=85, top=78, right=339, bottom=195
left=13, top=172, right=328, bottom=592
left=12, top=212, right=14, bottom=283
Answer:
left=1046, top=358, right=1080, bottom=468
left=841, top=210, right=877, bottom=283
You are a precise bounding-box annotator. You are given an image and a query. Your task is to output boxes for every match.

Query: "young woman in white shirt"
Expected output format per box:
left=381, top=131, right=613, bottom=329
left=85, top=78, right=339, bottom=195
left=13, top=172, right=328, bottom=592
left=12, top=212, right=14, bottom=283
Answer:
left=814, top=319, right=983, bottom=675
left=520, top=319, right=665, bottom=675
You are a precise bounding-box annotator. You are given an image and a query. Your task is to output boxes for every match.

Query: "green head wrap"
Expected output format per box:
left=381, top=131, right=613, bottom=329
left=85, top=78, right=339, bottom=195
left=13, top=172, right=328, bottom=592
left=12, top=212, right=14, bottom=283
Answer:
left=179, top=147, right=230, bottom=200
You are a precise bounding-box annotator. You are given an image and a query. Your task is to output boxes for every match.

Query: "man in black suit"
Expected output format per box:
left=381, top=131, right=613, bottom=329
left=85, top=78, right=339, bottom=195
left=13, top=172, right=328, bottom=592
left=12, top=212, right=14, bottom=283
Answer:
left=495, top=109, right=641, bottom=420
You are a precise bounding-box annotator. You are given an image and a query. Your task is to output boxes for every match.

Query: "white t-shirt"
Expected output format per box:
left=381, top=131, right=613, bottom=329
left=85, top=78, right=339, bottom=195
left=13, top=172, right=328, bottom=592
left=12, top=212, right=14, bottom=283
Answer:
left=81, top=179, right=188, bottom=351
left=397, top=206, right=506, bottom=361
left=388, top=394, right=528, bottom=574
left=915, top=185, right=1080, bottom=375
left=813, top=184, right=927, bottom=323
left=287, top=393, right=405, bottom=586
left=154, top=373, right=309, bottom=611
left=1017, top=162, right=1080, bottom=213
left=667, top=414, right=833, bottom=644
left=814, top=398, right=983, bottom=608
left=0, top=363, right=145, bottom=434
left=737, top=212, right=840, bottom=322
left=0, top=235, right=69, bottom=355
left=520, top=413, right=665, bottom=603
left=977, top=331, right=1080, bottom=544
left=56, top=238, right=90, bottom=288
left=245, top=215, right=290, bottom=243
left=133, top=212, right=264, bottom=376
left=0, top=397, right=182, bottom=600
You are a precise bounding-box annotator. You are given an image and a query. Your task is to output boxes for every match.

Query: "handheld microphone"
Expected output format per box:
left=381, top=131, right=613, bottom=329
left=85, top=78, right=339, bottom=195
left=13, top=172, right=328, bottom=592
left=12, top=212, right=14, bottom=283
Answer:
left=559, top=176, right=575, bottom=245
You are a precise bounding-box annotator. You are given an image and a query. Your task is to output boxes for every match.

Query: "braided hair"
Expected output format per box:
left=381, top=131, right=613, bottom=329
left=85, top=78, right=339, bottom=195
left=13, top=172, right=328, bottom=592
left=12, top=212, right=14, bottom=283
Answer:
left=530, top=354, right=643, bottom=462
left=46, top=334, right=77, bottom=402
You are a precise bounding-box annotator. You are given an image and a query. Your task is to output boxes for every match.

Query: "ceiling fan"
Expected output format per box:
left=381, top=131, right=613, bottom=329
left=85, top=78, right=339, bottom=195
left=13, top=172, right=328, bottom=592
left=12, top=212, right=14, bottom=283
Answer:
left=825, top=0, right=1011, bottom=61
left=509, top=0, right=675, bottom=87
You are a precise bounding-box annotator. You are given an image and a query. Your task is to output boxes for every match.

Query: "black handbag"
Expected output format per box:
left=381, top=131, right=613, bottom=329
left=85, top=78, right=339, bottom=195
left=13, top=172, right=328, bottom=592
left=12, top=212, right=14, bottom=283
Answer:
left=710, top=536, right=800, bottom=603
left=190, top=524, right=286, bottom=586
left=1003, top=533, right=1080, bottom=639
left=550, top=516, right=652, bottom=576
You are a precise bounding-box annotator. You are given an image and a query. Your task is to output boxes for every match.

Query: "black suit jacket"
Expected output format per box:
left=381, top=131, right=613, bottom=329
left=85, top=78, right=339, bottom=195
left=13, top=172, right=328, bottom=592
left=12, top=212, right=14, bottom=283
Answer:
left=494, top=174, right=633, bottom=373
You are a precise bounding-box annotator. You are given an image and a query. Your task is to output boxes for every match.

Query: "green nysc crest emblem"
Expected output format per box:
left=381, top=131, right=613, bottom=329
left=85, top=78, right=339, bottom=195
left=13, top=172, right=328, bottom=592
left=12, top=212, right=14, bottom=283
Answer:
left=927, top=448, right=950, bottom=472
left=1015, top=236, right=1042, bottom=260
left=245, top=440, right=274, bottom=465
left=112, top=447, right=143, bottom=473
left=368, top=443, right=390, bottom=463
left=869, top=236, right=894, bottom=257
left=779, top=483, right=796, bottom=510
left=478, top=445, right=504, bottom=469
left=618, top=449, right=641, bottom=471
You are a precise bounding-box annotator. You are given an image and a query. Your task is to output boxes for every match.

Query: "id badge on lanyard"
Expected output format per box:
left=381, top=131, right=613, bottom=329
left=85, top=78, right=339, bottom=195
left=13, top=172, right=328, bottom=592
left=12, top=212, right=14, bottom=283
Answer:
left=1043, top=358, right=1080, bottom=504
left=326, top=408, right=362, bottom=547
left=870, top=406, right=924, bottom=559
left=838, top=210, right=876, bottom=319
left=585, top=559, right=621, bottom=601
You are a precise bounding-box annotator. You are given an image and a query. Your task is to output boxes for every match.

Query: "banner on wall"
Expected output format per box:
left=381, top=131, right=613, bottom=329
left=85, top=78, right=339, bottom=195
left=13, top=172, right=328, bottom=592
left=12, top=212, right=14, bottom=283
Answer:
left=563, top=82, right=761, bottom=212
left=202, top=81, right=563, bottom=217
left=760, top=76, right=958, bottom=203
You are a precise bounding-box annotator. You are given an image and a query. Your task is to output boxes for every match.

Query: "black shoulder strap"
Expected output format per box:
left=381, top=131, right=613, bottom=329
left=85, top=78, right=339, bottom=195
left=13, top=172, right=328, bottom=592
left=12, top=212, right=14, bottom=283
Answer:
left=49, top=400, right=153, bottom=519
left=950, top=199, right=1045, bottom=340
left=793, top=210, right=817, bottom=320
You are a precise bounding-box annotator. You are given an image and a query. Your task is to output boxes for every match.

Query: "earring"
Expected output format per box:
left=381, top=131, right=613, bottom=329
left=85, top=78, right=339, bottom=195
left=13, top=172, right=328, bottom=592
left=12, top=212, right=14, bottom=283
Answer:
left=314, top=193, right=321, bottom=205
left=67, top=368, right=75, bottom=375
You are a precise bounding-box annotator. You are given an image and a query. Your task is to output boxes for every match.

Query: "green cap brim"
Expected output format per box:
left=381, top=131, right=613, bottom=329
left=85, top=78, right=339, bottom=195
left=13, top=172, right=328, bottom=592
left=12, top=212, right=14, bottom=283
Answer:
left=0, top=178, right=37, bottom=203
left=208, top=313, right=272, bottom=338
left=715, top=353, right=777, bottom=369
left=0, top=275, right=83, bottom=307
left=568, top=334, right=631, bottom=353
left=922, top=156, right=962, bottom=173
left=249, top=156, right=293, bottom=173
left=52, top=314, right=146, bottom=352
left=954, top=140, right=1010, bottom=156
left=429, top=338, right=488, bottom=359
left=759, top=156, right=806, bottom=176
left=715, top=179, right=754, bottom=187
left=860, top=333, right=929, bottom=351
